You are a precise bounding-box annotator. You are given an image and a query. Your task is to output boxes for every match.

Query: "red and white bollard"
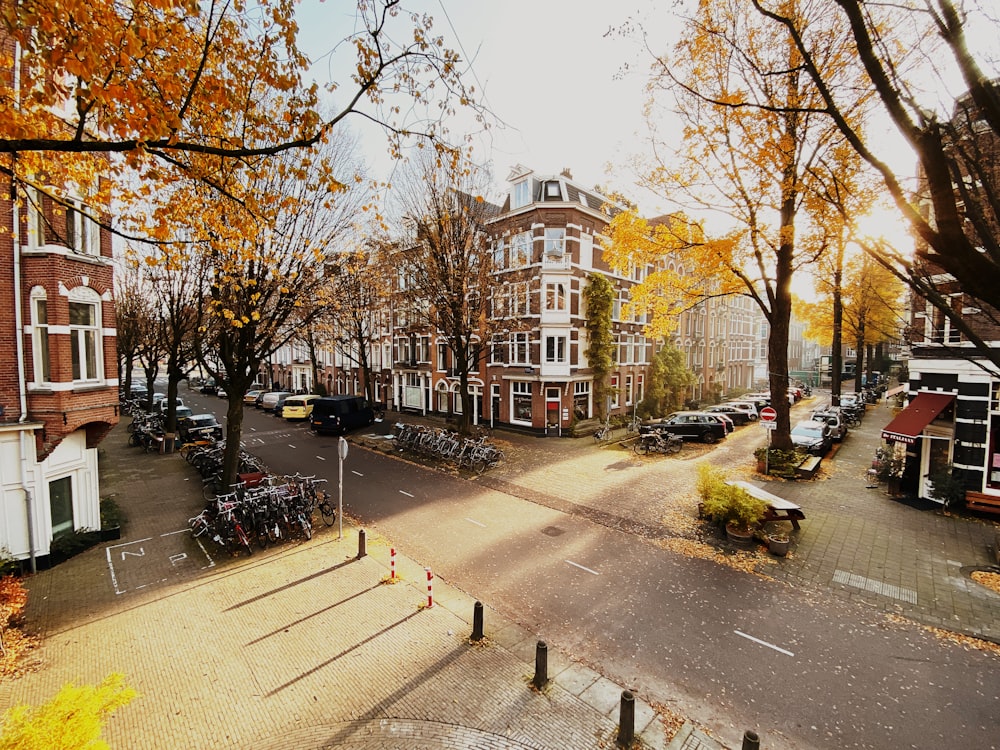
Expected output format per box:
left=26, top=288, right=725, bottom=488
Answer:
left=425, top=567, right=434, bottom=608
left=390, top=547, right=396, bottom=579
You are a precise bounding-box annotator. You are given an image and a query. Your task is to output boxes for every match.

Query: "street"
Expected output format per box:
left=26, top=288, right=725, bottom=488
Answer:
left=176, top=389, right=1000, bottom=750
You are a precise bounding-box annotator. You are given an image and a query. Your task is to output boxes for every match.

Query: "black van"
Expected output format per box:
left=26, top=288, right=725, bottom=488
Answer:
left=309, top=396, right=375, bottom=435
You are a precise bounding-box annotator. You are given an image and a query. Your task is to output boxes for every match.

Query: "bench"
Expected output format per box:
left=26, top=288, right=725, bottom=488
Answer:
left=727, top=481, right=806, bottom=530
left=965, top=491, right=1000, bottom=517
left=796, top=455, right=821, bottom=479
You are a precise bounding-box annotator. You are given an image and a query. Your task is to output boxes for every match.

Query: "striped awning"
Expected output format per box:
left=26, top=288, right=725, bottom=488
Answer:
left=881, top=392, right=955, bottom=444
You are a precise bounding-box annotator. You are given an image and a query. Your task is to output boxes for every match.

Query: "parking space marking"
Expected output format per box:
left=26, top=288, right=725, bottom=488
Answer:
left=465, top=518, right=486, bottom=528
left=105, top=530, right=215, bottom=596
left=399, top=490, right=414, bottom=498
left=565, top=560, right=600, bottom=576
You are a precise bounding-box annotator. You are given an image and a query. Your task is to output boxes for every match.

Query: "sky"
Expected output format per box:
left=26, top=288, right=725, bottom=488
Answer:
left=295, top=0, right=664, bottom=208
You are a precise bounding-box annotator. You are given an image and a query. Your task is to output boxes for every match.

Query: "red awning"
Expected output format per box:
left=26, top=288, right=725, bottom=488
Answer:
left=885, top=384, right=906, bottom=397
left=881, top=391, right=955, bottom=444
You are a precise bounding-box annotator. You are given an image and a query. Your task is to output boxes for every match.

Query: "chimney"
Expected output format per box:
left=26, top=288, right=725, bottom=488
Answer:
left=560, top=167, right=573, bottom=179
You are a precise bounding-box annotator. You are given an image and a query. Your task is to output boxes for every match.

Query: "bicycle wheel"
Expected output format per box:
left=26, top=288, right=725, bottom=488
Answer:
left=236, top=524, right=253, bottom=556
left=318, top=495, right=336, bottom=526
left=634, top=439, right=650, bottom=456
left=300, top=514, right=312, bottom=540
left=668, top=439, right=682, bottom=455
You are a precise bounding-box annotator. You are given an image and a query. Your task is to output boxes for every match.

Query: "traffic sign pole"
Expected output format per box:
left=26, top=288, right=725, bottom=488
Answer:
left=759, top=406, right=777, bottom=474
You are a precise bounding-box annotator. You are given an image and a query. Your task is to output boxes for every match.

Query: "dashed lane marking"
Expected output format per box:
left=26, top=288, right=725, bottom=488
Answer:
left=465, top=518, right=486, bottom=528
left=565, top=560, right=600, bottom=576
left=352, top=470, right=364, bottom=477
left=399, top=490, right=414, bottom=498
left=316, top=455, right=326, bottom=461
left=735, top=630, right=795, bottom=657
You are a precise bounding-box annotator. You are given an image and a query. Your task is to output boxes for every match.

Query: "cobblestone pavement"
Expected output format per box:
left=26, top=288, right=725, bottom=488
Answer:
left=7, top=420, right=722, bottom=750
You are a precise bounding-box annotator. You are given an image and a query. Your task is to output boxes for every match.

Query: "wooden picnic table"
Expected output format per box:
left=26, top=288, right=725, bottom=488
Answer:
left=727, top=480, right=805, bottom=530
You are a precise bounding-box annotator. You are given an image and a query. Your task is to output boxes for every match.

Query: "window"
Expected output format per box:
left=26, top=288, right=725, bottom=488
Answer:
left=512, top=180, right=532, bottom=209
left=26, top=186, right=46, bottom=249
left=545, top=335, right=566, bottom=363
left=544, top=228, right=565, bottom=257
left=65, top=197, right=101, bottom=255
left=31, top=289, right=50, bottom=383
left=69, top=298, right=100, bottom=381
left=508, top=282, right=530, bottom=316
left=637, top=374, right=644, bottom=403
left=511, top=332, right=530, bottom=364
left=490, top=335, right=507, bottom=364
left=492, top=238, right=506, bottom=270
left=610, top=375, right=620, bottom=409
left=512, top=381, right=532, bottom=422
left=511, top=232, right=531, bottom=267
left=437, top=342, right=448, bottom=371
left=545, top=282, right=566, bottom=311
left=49, top=476, right=74, bottom=538
left=625, top=374, right=634, bottom=405
left=544, top=181, right=562, bottom=199
left=573, top=381, right=591, bottom=420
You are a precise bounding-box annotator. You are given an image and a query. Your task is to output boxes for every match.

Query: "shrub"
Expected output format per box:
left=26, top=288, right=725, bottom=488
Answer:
left=697, top=463, right=768, bottom=531
left=0, top=672, right=136, bottom=749
left=49, top=530, right=102, bottom=562
left=754, top=446, right=804, bottom=478
left=100, top=497, right=125, bottom=531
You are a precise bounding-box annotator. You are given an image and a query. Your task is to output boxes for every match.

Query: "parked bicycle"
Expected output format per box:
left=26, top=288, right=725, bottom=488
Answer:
left=392, top=422, right=505, bottom=474
left=593, top=418, right=613, bottom=443
left=633, top=431, right=683, bottom=456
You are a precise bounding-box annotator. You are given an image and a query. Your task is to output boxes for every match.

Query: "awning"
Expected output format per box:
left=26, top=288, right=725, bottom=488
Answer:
left=885, top=384, right=906, bottom=397
left=881, top=391, right=955, bottom=444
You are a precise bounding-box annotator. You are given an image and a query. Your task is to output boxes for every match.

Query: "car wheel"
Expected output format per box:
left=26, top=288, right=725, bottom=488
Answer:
left=748, top=413, right=758, bottom=421
left=701, top=431, right=717, bottom=444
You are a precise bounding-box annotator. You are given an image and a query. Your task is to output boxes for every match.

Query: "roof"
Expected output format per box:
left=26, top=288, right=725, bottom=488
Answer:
left=881, top=391, right=955, bottom=444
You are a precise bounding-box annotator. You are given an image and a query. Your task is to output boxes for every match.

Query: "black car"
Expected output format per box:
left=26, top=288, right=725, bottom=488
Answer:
left=177, top=413, right=223, bottom=443
left=641, top=411, right=729, bottom=444
left=199, top=380, right=219, bottom=395
left=703, top=404, right=752, bottom=426
left=790, top=419, right=833, bottom=456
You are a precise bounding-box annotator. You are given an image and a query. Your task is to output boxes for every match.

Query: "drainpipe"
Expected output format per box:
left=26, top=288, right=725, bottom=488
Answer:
left=11, top=41, right=36, bottom=572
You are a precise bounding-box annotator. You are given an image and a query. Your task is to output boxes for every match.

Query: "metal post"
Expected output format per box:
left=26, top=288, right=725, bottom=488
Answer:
left=741, top=730, right=760, bottom=750
left=533, top=641, right=548, bottom=688
left=425, top=567, right=434, bottom=608
left=617, top=690, right=635, bottom=747
left=357, top=528, right=367, bottom=558
left=390, top=547, right=396, bottom=579
left=337, top=437, right=348, bottom=540
left=471, top=601, right=484, bottom=641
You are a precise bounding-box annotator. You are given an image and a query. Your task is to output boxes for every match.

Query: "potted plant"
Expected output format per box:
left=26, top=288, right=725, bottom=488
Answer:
left=767, top=533, right=790, bottom=556
left=927, top=465, right=966, bottom=511
left=100, top=496, right=125, bottom=541
left=697, top=464, right=768, bottom=547
left=874, top=446, right=906, bottom=496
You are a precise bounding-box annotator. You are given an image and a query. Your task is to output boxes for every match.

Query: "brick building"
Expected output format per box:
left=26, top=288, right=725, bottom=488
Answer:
left=0, top=36, right=119, bottom=567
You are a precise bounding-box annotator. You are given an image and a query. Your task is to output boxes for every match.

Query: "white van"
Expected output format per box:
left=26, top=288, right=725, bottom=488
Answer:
left=260, top=391, right=292, bottom=413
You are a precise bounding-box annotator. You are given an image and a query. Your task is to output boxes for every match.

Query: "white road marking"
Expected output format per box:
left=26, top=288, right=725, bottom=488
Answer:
left=465, top=518, right=486, bottom=528
left=734, top=630, right=795, bottom=657
left=352, top=470, right=364, bottom=477
left=399, top=490, right=414, bottom=498
left=565, top=559, right=600, bottom=576
left=316, top=455, right=326, bottom=461
left=288, top=444, right=296, bottom=449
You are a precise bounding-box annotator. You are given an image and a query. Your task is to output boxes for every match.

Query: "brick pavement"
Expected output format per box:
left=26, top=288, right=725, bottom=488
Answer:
left=6, top=421, right=723, bottom=750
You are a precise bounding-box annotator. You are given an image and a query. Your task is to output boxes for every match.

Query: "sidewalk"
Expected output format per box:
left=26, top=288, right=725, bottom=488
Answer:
left=6, top=421, right=725, bottom=750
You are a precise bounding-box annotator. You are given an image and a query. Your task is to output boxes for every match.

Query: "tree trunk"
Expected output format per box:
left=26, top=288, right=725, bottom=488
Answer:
left=221, top=374, right=253, bottom=489
left=831, top=244, right=844, bottom=406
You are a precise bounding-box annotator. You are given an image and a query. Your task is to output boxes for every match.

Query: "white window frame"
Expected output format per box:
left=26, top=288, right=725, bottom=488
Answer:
left=512, top=180, right=531, bottom=209
left=511, top=332, right=530, bottom=365
left=511, top=380, right=532, bottom=424
left=509, top=282, right=530, bottom=316
left=511, top=232, right=531, bottom=268
left=26, top=186, right=46, bottom=250
left=68, top=288, right=103, bottom=382
left=544, top=228, right=566, bottom=257
left=65, top=195, right=101, bottom=256
left=30, top=287, right=50, bottom=384
left=610, top=374, right=620, bottom=409
left=545, top=282, right=567, bottom=311
left=544, top=334, right=567, bottom=363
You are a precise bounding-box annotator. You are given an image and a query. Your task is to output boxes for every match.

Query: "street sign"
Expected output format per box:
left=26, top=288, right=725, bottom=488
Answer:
left=760, top=406, right=777, bottom=422
left=761, top=420, right=777, bottom=430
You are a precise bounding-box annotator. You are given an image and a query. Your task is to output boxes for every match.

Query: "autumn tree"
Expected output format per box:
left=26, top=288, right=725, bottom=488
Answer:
left=750, top=0, right=1000, bottom=369
left=638, top=341, right=697, bottom=418
left=389, top=152, right=499, bottom=433
left=609, top=0, right=866, bottom=449
left=1, top=1, right=486, bottom=223
left=113, top=263, right=155, bottom=396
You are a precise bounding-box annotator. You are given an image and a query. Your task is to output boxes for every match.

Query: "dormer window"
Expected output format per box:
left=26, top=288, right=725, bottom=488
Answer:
left=512, top=180, right=531, bottom=209
left=544, top=181, right=562, bottom=200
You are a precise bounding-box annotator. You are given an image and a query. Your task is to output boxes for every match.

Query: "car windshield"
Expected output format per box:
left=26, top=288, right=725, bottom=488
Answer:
left=792, top=423, right=823, bottom=437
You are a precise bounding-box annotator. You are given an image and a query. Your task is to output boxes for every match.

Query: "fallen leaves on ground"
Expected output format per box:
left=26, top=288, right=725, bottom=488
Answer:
left=648, top=700, right=686, bottom=741
left=0, top=628, right=41, bottom=679
left=659, top=537, right=772, bottom=574
left=970, top=569, right=1000, bottom=595
left=883, top=613, right=1000, bottom=657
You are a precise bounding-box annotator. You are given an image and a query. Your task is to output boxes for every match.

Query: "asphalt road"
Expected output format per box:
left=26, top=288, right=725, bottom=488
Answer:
left=183, top=390, right=1000, bottom=750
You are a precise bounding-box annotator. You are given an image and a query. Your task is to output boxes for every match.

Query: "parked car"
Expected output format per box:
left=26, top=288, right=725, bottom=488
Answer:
left=243, top=389, right=264, bottom=405
left=177, top=413, right=223, bottom=443
left=155, top=396, right=185, bottom=414
left=281, top=394, right=319, bottom=420
left=260, top=391, right=293, bottom=414
left=309, top=395, right=376, bottom=435
left=723, top=401, right=759, bottom=421
left=742, top=393, right=771, bottom=409
left=642, top=411, right=729, bottom=444
left=790, top=419, right=833, bottom=456
left=199, top=380, right=219, bottom=395
left=703, top=404, right=752, bottom=426
left=811, top=407, right=848, bottom=441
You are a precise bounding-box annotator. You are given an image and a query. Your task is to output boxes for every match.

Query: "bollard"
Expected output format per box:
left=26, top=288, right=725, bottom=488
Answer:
left=425, top=567, right=434, bottom=608
left=617, top=690, right=635, bottom=747
left=533, top=640, right=548, bottom=688
left=741, top=729, right=760, bottom=750
left=390, top=547, right=396, bottom=579
left=471, top=601, right=484, bottom=641
left=357, top=529, right=367, bottom=558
